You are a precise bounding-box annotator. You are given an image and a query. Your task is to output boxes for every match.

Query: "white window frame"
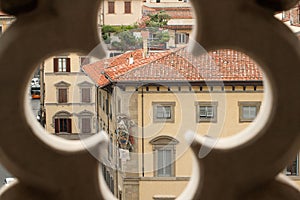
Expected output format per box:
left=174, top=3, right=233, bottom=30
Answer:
left=195, top=102, right=218, bottom=123
left=150, top=136, right=179, bottom=177
left=238, top=101, right=261, bottom=122
left=153, top=102, right=175, bottom=123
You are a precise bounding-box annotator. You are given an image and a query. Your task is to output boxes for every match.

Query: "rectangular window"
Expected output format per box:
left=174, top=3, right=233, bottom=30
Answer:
left=81, top=88, right=91, bottom=103
left=80, top=56, right=90, bottom=66
left=175, top=33, right=189, bottom=44
left=124, top=2, right=131, bottom=13
left=108, top=2, right=115, bottom=14
left=153, top=102, right=175, bottom=123
left=286, top=155, right=299, bottom=176
left=81, top=118, right=91, bottom=133
left=55, top=118, right=71, bottom=133
left=53, top=57, right=70, bottom=72
left=195, top=102, right=218, bottom=122
left=109, top=137, right=113, bottom=159
left=239, top=102, right=261, bottom=122
left=58, top=88, right=68, bottom=103
left=157, top=149, right=172, bottom=177
left=156, top=106, right=171, bottom=119
left=117, top=99, right=121, bottom=114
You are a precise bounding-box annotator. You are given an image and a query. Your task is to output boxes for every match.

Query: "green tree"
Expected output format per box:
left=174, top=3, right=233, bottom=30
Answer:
left=111, top=31, right=142, bottom=52
left=145, top=11, right=171, bottom=28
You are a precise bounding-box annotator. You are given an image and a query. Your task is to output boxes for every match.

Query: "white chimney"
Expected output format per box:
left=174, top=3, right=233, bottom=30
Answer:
left=141, top=30, right=149, bottom=58
left=129, top=54, right=134, bottom=65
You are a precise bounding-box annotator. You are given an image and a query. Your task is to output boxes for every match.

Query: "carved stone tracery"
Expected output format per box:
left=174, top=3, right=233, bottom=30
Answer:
left=0, top=0, right=299, bottom=199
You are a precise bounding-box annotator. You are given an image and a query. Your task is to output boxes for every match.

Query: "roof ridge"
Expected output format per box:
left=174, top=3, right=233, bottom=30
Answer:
left=114, top=48, right=186, bottom=80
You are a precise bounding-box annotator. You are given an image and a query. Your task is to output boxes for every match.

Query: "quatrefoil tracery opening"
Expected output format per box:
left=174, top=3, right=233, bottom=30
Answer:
left=0, top=0, right=300, bottom=199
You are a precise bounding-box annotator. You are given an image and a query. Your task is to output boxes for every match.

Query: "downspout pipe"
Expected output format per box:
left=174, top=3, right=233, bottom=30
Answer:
left=141, top=85, right=145, bottom=177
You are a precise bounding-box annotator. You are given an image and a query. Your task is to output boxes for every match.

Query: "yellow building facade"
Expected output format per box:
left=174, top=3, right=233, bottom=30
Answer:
left=43, top=54, right=98, bottom=139
left=83, top=46, right=300, bottom=200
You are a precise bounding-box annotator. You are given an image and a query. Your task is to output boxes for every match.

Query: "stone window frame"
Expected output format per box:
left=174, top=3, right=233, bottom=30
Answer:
left=78, top=81, right=93, bottom=104
left=77, top=110, right=94, bottom=134
left=150, top=136, right=179, bottom=177
left=52, top=111, right=72, bottom=134
left=195, top=101, right=218, bottom=123
left=54, top=81, right=70, bottom=104
left=238, top=101, right=261, bottom=122
left=152, top=102, right=176, bottom=123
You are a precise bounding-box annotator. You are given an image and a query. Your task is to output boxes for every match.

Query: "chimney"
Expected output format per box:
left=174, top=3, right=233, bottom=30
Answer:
left=129, top=53, right=134, bottom=65
left=141, top=30, right=149, bottom=58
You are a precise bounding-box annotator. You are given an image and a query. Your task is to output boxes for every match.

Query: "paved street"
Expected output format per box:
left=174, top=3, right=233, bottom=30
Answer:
left=31, top=98, right=40, bottom=118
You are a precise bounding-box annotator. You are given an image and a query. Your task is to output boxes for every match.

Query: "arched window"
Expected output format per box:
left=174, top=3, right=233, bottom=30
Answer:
left=53, top=111, right=72, bottom=134
left=150, top=136, right=179, bottom=177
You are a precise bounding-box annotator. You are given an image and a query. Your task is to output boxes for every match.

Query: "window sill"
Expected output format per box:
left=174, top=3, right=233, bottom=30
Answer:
left=140, top=177, right=189, bottom=181
left=197, top=119, right=217, bottom=123
left=153, top=120, right=175, bottom=123
left=54, top=72, right=70, bottom=74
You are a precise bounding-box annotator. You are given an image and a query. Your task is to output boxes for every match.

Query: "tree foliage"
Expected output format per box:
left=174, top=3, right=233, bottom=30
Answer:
left=111, top=31, right=142, bottom=52
left=145, top=11, right=171, bottom=28
left=101, top=11, right=171, bottom=51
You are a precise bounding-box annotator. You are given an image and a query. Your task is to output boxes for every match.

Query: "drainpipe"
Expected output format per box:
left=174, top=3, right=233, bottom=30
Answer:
left=96, top=86, right=99, bottom=133
left=141, top=85, right=145, bottom=177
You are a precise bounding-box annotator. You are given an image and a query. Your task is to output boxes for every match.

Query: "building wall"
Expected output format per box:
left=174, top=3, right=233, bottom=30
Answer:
left=44, top=53, right=97, bottom=138
left=139, top=180, right=189, bottom=200
left=101, top=0, right=142, bottom=26
left=97, top=82, right=300, bottom=199
left=135, top=85, right=264, bottom=198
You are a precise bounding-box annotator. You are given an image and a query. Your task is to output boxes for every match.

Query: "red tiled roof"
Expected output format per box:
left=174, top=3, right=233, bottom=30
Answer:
left=143, top=6, right=193, bottom=19
left=83, top=47, right=263, bottom=87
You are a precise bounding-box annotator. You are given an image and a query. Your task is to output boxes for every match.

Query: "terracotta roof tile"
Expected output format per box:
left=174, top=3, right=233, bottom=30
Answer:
left=83, top=47, right=263, bottom=87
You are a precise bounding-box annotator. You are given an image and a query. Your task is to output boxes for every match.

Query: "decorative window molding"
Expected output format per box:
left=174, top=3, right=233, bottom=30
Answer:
left=78, top=81, right=93, bottom=103
left=53, top=111, right=72, bottom=134
left=77, top=110, right=94, bottom=134
left=150, top=136, right=179, bottom=177
left=55, top=81, right=70, bottom=104
left=195, top=101, right=218, bottom=123
left=153, top=102, right=175, bottom=123
left=238, top=101, right=261, bottom=122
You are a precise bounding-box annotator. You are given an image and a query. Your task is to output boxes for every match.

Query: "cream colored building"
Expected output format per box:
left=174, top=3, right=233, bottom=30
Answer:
left=43, top=54, right=97, bottom=140
left=99, top=0, right=143, bottom=26
left=143, top=0, right=194, bottom=48
left=83, top=46, right=300, bottom=200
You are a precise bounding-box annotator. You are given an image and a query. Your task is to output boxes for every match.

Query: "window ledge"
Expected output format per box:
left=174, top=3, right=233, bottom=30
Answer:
left=140, top=177, right=190, bottom=181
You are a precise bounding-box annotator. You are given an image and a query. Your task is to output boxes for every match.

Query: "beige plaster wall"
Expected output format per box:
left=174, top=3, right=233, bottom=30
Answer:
left=44, top=53, right=97, bottom=134
left=136, top=87, right=264, bottom=193
left=102, top=0, right=142, bottom=26
left=139, top=180, right=189, bottom=200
